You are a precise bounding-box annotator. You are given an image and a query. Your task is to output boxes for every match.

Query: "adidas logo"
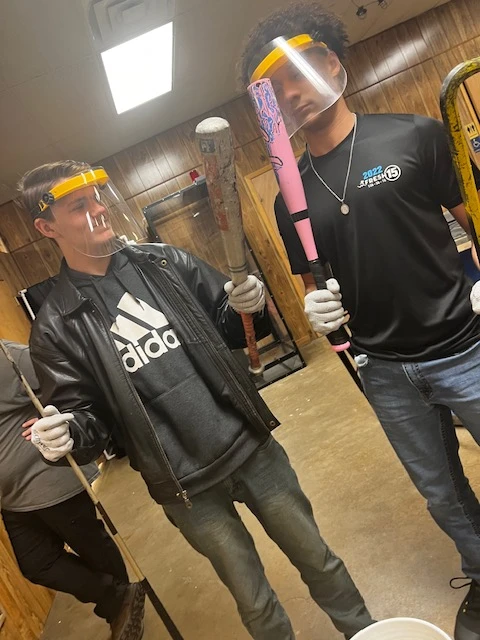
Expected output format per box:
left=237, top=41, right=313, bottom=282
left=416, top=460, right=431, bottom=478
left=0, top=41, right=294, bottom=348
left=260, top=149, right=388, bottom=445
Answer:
left=111, top=293, right=181, bottom=373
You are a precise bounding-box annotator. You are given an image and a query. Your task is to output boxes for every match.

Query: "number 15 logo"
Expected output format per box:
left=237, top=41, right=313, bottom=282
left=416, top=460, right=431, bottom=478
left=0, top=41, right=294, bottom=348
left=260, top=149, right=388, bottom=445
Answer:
left=384, top=165, right=402, bottom=181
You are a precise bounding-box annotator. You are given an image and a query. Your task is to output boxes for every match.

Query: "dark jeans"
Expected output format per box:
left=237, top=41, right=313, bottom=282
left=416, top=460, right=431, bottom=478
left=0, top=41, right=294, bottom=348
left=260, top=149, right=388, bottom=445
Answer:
left=2, top=490, right=129, bottom=622
left=164, top=437, right=373, bottom=639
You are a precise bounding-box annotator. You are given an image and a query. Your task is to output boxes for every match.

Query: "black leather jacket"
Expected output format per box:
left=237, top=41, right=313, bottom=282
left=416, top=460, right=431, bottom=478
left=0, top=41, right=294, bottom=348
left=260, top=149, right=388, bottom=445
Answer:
left=29, top=244, right=279, bottom=505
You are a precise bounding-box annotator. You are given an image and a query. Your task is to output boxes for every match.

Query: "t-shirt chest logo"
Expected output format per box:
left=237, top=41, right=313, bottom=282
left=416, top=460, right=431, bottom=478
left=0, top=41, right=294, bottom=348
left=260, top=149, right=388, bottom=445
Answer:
left=110, top=293, right=181, bottom=373
left=357, top=164, right=402, bottom=189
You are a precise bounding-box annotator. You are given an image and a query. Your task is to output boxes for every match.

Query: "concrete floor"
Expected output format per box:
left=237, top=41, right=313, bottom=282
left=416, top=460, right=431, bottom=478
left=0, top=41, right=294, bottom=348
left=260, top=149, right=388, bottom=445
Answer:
left=41, top=338, right=480, bottom=640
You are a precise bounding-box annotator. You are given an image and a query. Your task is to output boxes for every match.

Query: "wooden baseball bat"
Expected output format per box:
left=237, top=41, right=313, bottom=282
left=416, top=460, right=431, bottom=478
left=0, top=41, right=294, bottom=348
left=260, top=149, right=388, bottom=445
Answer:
left=0, top=340, right=184, bottom=640
left=247, top=79, right=362, bottom=392
left=196, top=116, right=264, bottom=375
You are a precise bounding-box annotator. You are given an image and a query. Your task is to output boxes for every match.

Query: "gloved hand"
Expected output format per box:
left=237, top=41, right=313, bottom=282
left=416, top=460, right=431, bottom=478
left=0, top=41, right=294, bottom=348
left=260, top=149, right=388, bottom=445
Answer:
left=30, top=405, right=74, bottom=462
left=225, top=275, right=265, bottom=314
left=304, top=278, right=347, bottom=336
left=471, top=281, right=480, bottom=315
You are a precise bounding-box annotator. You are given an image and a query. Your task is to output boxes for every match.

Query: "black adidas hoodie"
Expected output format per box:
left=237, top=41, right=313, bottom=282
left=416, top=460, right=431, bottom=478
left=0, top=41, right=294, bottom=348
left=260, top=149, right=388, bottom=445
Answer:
left=67, top=251, right=266, bottom=499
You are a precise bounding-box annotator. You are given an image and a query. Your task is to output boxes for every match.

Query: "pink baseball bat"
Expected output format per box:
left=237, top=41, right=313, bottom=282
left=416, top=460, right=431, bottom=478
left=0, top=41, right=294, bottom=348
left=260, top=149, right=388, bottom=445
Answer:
left=247, top=78, right=350, bottom=352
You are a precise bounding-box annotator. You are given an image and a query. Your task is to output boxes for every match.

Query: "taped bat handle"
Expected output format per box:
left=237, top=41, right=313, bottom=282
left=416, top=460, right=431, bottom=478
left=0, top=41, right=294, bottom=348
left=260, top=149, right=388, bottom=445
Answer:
left=240, top=312, right=265, bottom=375
left=309, top=260, right=351, bottom=352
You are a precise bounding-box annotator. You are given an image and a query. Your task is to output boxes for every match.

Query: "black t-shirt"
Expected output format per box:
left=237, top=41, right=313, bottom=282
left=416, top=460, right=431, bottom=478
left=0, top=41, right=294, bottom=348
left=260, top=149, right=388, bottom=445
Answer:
left=275, top=113, right=480, bottom=361
left=68, top=252, right=262, bottom=496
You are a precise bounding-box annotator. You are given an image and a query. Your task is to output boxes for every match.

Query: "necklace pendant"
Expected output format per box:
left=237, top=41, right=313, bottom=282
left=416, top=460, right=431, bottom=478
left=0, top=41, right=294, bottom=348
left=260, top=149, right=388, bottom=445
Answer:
left=340, top=203, right=350, bottom=215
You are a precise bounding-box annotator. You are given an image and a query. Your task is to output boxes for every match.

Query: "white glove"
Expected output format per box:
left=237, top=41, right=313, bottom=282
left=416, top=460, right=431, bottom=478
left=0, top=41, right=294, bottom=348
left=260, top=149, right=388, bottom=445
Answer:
left=30, top=405, right=74, bottom=462
left=471, top=281, right=480, bottom=315
left=225, top=275, right=265, bottom=314
left=304, top=278, right=347, bottom=336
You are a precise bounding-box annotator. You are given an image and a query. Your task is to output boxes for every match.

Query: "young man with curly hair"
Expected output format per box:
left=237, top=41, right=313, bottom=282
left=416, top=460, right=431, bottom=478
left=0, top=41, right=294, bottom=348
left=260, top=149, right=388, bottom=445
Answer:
left=18, top=159, right=374, bottom=639
left=240, top=4, right=480, bottom=639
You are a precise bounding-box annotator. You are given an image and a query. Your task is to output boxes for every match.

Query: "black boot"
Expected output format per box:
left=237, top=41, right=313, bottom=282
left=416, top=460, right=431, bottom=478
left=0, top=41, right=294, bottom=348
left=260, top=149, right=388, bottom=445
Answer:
left=452, top=577, right=480, bottom=640
left=110, top=582, right=146, bottom=640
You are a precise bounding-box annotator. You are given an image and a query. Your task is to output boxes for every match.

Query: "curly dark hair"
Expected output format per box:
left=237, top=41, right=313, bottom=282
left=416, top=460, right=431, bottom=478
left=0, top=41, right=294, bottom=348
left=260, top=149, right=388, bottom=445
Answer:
left=238, top=2, right=349, bottom=88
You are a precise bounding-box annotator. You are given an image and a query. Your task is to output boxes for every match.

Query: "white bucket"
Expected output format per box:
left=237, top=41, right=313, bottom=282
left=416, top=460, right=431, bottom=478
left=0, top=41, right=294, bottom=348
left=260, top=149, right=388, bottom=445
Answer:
left=350, top=618, right=452, bottom=639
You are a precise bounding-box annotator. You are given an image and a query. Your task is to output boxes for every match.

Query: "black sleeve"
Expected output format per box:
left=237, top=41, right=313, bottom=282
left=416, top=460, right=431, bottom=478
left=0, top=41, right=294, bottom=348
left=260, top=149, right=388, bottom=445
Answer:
left=417, top=115, right=480, bottom=210
left=29, top=333, right=112, bottom=466
left=161, top=244, right=271, bottom=350
left=274, top=193, right=310, bottom=275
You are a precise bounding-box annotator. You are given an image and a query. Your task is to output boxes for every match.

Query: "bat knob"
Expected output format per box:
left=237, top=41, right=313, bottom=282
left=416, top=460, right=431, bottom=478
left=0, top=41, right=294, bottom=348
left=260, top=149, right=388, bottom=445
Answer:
left=331, top=341, right=351, bottom=352
left=248, top=363, right=265, bottom=376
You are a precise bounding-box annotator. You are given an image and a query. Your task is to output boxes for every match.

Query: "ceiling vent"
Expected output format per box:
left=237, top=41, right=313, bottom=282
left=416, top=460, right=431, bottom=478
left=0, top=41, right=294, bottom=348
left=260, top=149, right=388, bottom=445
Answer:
left=88, top=0, right=175, bottom=50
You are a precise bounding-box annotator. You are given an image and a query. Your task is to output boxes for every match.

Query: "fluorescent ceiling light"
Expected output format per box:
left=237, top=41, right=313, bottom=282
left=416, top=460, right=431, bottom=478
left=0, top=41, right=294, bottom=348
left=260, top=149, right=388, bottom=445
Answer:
left=101, top=22, right=173, bottom=114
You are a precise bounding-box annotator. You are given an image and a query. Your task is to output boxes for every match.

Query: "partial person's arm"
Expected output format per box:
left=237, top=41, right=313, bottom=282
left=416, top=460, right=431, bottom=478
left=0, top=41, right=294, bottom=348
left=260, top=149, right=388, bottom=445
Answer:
left=29, top=338, right=113, bottom=465
left=421, top=115, right=480, bottom=313
left=419, top=116, right=480, bottom=269
left=449, top=200, right=480, bottom=269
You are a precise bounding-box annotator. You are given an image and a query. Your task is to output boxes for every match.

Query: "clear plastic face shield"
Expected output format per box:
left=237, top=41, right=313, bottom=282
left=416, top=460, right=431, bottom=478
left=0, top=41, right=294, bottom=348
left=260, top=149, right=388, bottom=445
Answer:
left=32, top=168, right=144, bottom=257
left=248, top=34, right=347, bottom=137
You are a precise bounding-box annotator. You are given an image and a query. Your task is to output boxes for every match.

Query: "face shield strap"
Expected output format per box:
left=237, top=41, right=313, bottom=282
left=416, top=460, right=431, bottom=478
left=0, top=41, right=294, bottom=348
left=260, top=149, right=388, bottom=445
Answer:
left=248, top=34, right=328, bottom=83
left=32, top=168, right=109, bottom=219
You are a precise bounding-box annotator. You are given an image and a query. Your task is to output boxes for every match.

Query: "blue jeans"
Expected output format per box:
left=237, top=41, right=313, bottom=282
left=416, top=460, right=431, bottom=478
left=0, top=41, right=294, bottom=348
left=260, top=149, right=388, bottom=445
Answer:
left=358, top=339, right=480, bottom=581
left=164, top=437, right=373, bottom=639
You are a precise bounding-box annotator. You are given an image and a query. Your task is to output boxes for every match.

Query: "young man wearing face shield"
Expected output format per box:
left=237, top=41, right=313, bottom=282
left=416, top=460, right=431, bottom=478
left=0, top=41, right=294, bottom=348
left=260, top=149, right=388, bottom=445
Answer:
left=240, top=4, right=480, bottom=639
left=18, top=160, right=374, bottom=639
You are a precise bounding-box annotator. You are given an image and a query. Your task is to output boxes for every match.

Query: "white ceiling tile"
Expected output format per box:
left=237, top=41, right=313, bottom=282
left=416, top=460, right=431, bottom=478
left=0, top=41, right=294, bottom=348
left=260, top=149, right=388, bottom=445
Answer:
left=55, top=130, right=117, bottom=166
left=34, top=1, right=95, bottom=66
left=0, top=88, right=51, bottom=152
left=0, top=142, right=67, bottom=197
left=0, top=3, right=51, bottom=87
left=0, top=61, right=8, bottom=93
left=13, top=55, right=112, bottom=144
left=0, top=1, right=95, bottom=89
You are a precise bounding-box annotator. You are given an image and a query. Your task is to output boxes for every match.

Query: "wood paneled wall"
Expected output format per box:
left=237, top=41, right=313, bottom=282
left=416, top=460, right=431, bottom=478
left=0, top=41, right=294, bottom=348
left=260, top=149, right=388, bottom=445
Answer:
left=343, top=0, right=480, bottom=118
left=0, top=0, right=479, bottom=339
left=0, top=281, right=31, bottom=343
left=0, top=518, right=54, bottom=640
left=0, top=199, right=63, bottom=297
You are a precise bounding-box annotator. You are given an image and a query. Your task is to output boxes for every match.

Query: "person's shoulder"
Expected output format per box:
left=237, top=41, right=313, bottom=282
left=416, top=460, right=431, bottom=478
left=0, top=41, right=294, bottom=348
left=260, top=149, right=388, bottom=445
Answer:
left=361, top=112, right=416, bottom=129
left=298, top=149, right=309, bottom=175
left=412, top=114, right=445, bottom=137
left=1, top=339, right=27, bottom=352
left=0, top=340, right=28, bottom=364
left=363, top=112, right=442, bottom=133
left=274, top=189, right=287, bottom=211
left=130, top=242, right=182, bottom=259
left=34, top=283, right=63, bottom=318
left=272, top=149, right=309, bottom=211
left=130, top=242, right=198, bottom=274
left=360, top=113, right=446, bottom=146
left=135, top=242, right=192, bottom=263
left=29, top=281, right=68, bottom=348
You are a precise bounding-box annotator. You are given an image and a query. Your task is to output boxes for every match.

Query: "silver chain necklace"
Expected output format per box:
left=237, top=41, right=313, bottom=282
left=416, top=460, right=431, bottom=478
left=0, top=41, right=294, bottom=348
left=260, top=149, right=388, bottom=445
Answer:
left=307, top=114, right=358, bottom=215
